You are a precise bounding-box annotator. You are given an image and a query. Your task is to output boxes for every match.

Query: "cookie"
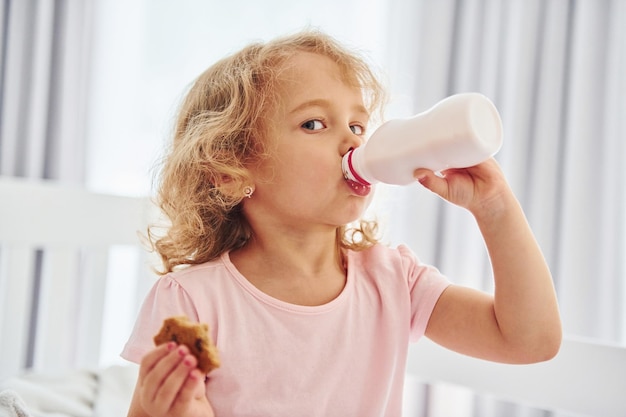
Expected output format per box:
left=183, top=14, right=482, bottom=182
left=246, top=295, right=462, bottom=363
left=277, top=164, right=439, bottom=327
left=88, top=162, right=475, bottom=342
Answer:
left=153, top=316, right=220, bottom=374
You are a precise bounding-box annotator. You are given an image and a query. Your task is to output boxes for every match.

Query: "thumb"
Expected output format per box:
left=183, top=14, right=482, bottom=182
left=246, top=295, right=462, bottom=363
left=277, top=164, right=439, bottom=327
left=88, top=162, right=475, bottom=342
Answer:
left=413, top=168, right=431, bottom=184
left=414, top=169, right=448, bottom=198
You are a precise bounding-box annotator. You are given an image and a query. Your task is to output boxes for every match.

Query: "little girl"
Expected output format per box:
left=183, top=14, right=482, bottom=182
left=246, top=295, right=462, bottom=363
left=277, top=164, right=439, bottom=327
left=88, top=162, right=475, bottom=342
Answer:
left=122, top=30, right=562, bottom=417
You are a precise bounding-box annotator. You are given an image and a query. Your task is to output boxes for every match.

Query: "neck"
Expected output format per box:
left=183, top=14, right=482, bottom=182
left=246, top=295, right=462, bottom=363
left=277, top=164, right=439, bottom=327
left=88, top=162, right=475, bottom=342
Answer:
left=233, top=230, right=344, bottom=278
left=229, top=229, right=347, bottom=306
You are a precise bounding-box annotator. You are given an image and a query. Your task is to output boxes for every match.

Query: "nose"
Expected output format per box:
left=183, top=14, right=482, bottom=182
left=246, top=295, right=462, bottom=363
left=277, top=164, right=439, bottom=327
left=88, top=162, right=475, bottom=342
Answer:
left=340, top=128, right=364, bottom=157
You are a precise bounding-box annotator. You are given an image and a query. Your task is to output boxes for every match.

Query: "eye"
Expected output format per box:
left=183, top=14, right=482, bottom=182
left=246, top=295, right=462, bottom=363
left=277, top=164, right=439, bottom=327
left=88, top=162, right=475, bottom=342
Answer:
left=301, top=119, right=325, bottom=131
left=350, top=124, right=365, bottom=135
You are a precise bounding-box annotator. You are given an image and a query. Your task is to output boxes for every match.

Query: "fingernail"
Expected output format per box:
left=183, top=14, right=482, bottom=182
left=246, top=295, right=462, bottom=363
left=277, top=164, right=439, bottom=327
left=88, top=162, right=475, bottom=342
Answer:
left=166, top=342, right=176, bottom=351
left=178, top=346, right=188, bottom=356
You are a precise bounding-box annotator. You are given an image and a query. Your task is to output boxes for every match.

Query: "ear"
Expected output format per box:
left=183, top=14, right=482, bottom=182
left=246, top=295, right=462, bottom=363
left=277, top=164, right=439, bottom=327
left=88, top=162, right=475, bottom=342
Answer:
left=214, top=174, right=237, bottom=196
left=213, top=173, right=253, bottom=200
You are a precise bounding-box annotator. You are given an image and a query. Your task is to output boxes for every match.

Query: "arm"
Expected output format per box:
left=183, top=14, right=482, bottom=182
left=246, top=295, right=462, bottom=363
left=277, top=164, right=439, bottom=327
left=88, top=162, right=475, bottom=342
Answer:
left=127, top=343, right=214, bottom=417
left=418, top=158, right=562, bottom=364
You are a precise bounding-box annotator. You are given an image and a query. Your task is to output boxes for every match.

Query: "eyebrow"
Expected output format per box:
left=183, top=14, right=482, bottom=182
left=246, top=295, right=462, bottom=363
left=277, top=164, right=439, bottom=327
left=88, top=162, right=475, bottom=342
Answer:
left=289, top=98, right=369, bottom=116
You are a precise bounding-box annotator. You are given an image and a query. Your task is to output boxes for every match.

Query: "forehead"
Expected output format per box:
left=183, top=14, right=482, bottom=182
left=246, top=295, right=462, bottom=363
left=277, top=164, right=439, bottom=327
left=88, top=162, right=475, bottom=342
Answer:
left=275, top=52, right=364, bottom=108
left=280, top=52, right=341, bottom=78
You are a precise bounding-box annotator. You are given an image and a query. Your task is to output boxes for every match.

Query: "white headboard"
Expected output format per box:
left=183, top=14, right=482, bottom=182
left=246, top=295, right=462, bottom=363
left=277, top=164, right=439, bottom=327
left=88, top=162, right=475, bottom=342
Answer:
left=0, top=176, right=154, bottom=379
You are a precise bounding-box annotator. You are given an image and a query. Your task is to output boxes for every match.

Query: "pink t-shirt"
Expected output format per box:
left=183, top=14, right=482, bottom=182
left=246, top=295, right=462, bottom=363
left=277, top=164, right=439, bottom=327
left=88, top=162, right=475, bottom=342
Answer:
left=121, top=244, right=449, bottom=416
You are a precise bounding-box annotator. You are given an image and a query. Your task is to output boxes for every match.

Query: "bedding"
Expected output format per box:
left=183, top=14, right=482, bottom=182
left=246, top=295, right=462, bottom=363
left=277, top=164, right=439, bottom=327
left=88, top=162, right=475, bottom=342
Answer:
left=0, top=365, right=137, bottom=417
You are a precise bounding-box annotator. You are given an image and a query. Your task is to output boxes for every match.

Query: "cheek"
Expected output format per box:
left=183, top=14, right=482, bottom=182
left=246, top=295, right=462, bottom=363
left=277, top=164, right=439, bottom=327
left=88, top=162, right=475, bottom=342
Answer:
left=305, top=162, right=335, bottom=182
left=281, top=155, right=335, bottom=184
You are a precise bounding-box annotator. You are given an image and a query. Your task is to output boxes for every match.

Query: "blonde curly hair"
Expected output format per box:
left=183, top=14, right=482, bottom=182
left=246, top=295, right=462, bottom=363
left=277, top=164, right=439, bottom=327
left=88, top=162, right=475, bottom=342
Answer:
left=149, top=30, right=388, bottom=274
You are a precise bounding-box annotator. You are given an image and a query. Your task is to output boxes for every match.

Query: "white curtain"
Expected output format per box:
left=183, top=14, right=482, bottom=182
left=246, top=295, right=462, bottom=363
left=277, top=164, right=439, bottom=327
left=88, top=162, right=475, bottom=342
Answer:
left=383, top=0, right=625, bottom=415
left=0, top=0, right=93, bottom=182
left=0, top=0, right=95, bottom=372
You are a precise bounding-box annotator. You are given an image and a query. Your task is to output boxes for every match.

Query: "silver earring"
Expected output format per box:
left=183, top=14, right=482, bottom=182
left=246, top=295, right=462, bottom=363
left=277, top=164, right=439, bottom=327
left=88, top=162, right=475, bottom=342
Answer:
left=243, top=186, right=254, bottom=198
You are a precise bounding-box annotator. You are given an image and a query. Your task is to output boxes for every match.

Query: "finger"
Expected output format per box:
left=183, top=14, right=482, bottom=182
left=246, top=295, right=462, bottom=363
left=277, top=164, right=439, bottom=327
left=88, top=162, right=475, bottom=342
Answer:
left=137, top=343, right=178, bottom=409
left=143, top=344, right=189, bottom=403
left=413, top=168, right=432, bottom=183
left=139, top=342, right=177, bottom=381
left=151, top=347, right=198, bottom=410
left=174, top=367, right=205, bottom=407
left=414, top=169, right=449, bottom=198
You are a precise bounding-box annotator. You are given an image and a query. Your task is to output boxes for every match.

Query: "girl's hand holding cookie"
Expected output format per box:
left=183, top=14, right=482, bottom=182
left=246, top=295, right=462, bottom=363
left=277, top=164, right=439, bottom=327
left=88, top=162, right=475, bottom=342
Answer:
left=132, top=342, right=215, bottom=417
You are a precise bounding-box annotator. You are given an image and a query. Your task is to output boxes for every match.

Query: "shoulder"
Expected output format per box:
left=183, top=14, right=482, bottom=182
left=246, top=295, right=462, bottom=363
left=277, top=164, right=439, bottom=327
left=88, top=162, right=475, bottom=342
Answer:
left=348, top=243, right=421, bottom=273
left=165, top=254, right=232, bottom=287
left=145, top=254, right=239, bottom=312
left=171, top=255, right=228, bottom=277
left=348, top=244, right=449, bottom=290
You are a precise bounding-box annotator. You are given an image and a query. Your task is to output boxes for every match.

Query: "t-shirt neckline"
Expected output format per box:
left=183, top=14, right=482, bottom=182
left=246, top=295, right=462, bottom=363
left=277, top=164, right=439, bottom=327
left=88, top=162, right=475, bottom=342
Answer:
left=220, top=251, right=353, bottom=315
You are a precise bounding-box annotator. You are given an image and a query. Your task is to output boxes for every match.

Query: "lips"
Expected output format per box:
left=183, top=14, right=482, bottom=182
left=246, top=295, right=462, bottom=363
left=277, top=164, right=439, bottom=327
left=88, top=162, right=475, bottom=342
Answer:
left=345, top=178, right=371, bottom=196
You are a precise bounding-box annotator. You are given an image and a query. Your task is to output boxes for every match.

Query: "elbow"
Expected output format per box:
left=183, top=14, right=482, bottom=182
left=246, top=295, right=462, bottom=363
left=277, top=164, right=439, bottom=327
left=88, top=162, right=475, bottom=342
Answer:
left=518, top=324, right=563, bottom=364
left=534, top=333, right=562, bottom=362
left=540, top=318, right=563, bottom=362
left=545, top=327, right=563, bottom=360
left=525, top=306, right=564, bottom=362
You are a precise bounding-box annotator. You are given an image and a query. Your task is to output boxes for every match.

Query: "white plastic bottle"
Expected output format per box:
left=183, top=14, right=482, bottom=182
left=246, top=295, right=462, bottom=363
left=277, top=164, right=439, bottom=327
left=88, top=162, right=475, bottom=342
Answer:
left=342, top=92, right=503, bottom=191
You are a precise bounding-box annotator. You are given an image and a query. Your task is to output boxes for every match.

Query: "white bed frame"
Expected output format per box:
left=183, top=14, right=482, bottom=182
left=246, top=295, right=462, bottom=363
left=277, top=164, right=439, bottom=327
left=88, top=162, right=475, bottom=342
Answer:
left=1, top=176, right=625, bottom=416
left=0, top=176, right=153, bottom=379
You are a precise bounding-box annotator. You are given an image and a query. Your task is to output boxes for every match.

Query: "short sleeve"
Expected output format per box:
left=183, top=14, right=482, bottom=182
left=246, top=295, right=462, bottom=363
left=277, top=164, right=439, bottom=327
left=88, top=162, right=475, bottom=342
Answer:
left=120, top=274, right=200, bottom=364
left=398, top=245, right=451, bottom=342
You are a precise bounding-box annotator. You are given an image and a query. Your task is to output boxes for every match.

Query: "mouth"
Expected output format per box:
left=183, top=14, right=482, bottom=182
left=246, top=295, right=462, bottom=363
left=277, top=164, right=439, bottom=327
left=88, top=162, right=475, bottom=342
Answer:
left=342, top=148, right=371, bottom=196
left=345, top=178, right=371, bottom=196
